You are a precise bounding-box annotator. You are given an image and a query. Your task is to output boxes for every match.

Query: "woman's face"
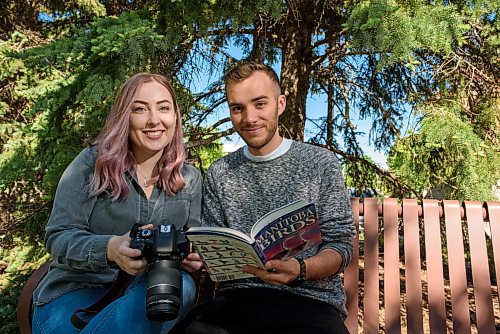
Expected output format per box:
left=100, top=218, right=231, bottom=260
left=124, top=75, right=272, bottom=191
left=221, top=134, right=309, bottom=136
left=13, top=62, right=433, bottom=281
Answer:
left=128, top=80, right=177, bottom=160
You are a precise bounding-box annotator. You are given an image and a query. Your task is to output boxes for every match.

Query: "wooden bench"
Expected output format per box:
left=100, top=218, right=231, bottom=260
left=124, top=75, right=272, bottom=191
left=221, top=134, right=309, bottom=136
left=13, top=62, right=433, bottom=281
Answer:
left=345, top=198, right=499, bottom=333
left=17, top=198, right=500, bottom=333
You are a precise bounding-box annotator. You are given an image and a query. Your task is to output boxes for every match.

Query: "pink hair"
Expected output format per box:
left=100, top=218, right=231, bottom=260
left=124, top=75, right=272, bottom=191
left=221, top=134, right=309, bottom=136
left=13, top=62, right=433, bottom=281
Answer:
left=90, top=73, right=186, bottom=200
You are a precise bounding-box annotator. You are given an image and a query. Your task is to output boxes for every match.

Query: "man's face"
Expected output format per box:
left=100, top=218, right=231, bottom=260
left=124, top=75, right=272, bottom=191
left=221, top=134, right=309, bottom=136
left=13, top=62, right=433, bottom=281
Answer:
left=226, top=71, right=286, bottom=156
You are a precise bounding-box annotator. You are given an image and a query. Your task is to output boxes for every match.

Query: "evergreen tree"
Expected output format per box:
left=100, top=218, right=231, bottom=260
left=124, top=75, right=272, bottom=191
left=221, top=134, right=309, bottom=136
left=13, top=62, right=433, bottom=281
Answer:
left=387, top=0, right=499, bottom=200
left=1, top=0, right=497, bottom=242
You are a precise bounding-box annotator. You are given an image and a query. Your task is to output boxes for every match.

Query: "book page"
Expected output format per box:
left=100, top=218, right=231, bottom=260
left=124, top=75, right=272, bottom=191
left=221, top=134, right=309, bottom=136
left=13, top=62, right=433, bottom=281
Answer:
left=187, top=234, right=266, bottom=282
left=187, top=226, right=253, bottom=244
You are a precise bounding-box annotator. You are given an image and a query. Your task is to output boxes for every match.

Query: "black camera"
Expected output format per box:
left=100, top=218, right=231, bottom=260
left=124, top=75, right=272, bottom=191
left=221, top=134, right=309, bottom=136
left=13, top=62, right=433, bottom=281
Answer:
left=129, top=223, right=189, bottom=322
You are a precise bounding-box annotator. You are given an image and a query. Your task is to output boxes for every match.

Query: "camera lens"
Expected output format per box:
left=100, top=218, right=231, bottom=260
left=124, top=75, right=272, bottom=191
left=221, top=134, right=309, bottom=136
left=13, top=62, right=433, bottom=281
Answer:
left=140, top=229, right=153, bottom=237
left=145, top=260, right=182, bottom=321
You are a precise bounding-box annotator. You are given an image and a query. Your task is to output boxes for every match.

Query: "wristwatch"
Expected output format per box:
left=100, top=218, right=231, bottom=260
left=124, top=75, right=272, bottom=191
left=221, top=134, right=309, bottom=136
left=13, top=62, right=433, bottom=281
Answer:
left=287, top=258, right=307, bottom=287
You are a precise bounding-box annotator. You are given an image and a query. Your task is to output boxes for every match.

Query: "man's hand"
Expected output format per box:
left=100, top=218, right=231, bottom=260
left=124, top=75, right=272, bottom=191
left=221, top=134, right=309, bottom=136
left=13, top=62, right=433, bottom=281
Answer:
left=106, top=224, right=153, bottom=275
left=243, top=258, right=301, bottom=286
left=181, top=252, right=204, bottom=273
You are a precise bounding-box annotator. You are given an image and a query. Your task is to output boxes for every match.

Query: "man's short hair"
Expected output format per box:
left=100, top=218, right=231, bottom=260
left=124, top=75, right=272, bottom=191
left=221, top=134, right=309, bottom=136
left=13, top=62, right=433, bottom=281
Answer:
left=224, top=61, right=281, bottom=93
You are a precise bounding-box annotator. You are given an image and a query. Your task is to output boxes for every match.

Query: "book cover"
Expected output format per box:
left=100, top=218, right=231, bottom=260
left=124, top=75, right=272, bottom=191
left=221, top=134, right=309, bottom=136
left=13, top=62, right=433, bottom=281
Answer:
left=252, top=201, right=321, bottom=262
left=186, top=200, right=321, bottom=282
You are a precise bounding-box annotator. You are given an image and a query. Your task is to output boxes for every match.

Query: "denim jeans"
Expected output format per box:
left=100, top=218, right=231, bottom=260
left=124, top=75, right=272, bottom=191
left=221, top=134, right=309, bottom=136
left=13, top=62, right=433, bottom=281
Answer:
left=32, top=271, right=196, bottom=334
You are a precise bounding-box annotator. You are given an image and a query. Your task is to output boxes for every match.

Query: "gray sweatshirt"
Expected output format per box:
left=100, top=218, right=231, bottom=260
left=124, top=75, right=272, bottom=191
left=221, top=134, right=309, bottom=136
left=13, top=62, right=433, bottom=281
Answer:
left=202, top=140, right=355, bottom=318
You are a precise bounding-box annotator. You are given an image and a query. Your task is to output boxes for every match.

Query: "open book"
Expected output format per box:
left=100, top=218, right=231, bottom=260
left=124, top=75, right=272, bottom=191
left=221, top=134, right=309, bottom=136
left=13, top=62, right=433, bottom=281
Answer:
left=186, top=199, right=322, bottom=282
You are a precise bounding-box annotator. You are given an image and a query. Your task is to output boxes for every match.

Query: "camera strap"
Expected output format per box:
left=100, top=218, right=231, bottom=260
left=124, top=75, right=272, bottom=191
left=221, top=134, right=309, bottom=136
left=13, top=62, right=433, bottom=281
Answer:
left=70, top=269, right=134, bottom=329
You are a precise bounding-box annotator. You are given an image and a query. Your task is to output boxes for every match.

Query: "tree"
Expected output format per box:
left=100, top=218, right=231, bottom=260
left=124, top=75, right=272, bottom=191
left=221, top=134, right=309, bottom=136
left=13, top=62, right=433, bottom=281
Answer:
left=388, top=104, right=499, bottom=201
left=387, top=0, right=499, bottom=200
left=2, top=0, right=498, bottom=242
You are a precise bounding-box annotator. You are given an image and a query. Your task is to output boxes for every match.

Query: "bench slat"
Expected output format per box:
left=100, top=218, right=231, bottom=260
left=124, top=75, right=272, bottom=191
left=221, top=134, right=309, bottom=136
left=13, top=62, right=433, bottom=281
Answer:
left=403, top=199, right=424, bottom=333
left=383, top=198, right=402, bottom=334
left=464, top=201, right=496, bottom=334
left=484, top=201, right=500, bottom=326
left=443, top=200, right=471, bottom=332
left=345, top=198, right=361, bottom=333
left=363, top=198, right=380, bottom=334
left=423, top=199, right=446, bottom=332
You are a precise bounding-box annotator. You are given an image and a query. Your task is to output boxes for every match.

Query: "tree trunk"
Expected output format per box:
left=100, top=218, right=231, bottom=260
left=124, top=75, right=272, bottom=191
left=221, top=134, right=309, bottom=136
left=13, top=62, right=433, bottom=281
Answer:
left=279, top=1, right=314, bottom=141
left=249, top=13, right=267, bottom=63
left=327, top=81, right=334, bottom=147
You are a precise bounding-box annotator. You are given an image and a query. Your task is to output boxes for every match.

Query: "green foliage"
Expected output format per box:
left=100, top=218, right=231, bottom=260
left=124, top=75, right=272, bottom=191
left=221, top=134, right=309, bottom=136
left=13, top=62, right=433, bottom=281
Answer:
left=0, top=8, right=219, bottom=242
left=473, top=98, right=500, bottom=144
left=0, top=242, right=48, bottom=334
left=345, top=0, right=469, bottom=66
left=388, top=105, right=499, bottom=201
left=0, top=0, right=495, bottom=246
left=344, top=155, right=385, bottom=196
left=71, top=0, right=107, bottom=16
left=0, top=0, right=495, bottom=243
left=188, top=141, right=224, bottom=175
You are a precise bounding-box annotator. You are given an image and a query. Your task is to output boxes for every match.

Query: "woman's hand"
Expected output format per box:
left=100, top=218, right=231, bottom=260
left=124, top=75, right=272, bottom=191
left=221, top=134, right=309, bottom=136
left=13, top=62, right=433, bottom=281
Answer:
left=107, top=224, right=154, bottom=275
left=181, top=252, right=204, bottom=273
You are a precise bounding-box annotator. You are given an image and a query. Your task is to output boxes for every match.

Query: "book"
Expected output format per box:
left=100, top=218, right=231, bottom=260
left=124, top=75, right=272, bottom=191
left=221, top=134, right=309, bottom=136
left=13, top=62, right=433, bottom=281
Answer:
left=186, top=199, right=322, bottom=282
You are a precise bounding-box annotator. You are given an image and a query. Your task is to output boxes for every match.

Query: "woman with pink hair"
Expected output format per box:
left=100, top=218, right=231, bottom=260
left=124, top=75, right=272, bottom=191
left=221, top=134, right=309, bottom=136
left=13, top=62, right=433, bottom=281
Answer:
left=32, top=73, right=203, bottom=333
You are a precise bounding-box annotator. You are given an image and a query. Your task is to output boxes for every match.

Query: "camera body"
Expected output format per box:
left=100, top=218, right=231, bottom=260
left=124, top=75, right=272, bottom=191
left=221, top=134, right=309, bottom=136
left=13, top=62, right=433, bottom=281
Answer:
left=129, top=224, right=189, bottom=322
left=130, top=224, right=189, bottom=264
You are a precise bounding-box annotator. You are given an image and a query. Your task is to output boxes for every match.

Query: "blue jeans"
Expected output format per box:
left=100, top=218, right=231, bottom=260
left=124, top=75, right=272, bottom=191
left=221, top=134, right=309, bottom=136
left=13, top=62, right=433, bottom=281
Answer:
left=33, top=271, right=196, bottom=334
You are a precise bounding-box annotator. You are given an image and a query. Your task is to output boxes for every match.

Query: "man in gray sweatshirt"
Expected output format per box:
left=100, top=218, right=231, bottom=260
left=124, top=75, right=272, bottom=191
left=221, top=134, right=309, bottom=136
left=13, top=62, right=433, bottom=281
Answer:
left=182, top=62, right=355, bottom=334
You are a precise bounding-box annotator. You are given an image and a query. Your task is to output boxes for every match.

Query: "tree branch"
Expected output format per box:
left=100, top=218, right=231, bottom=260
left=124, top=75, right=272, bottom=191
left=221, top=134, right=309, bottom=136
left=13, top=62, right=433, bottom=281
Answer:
left=185, top=128, right=235, bottom=149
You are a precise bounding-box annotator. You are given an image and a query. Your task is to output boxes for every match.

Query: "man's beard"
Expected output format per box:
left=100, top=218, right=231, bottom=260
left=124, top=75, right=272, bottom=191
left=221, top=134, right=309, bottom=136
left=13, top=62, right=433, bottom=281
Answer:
left=239, top=109, right=279, bottom=150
